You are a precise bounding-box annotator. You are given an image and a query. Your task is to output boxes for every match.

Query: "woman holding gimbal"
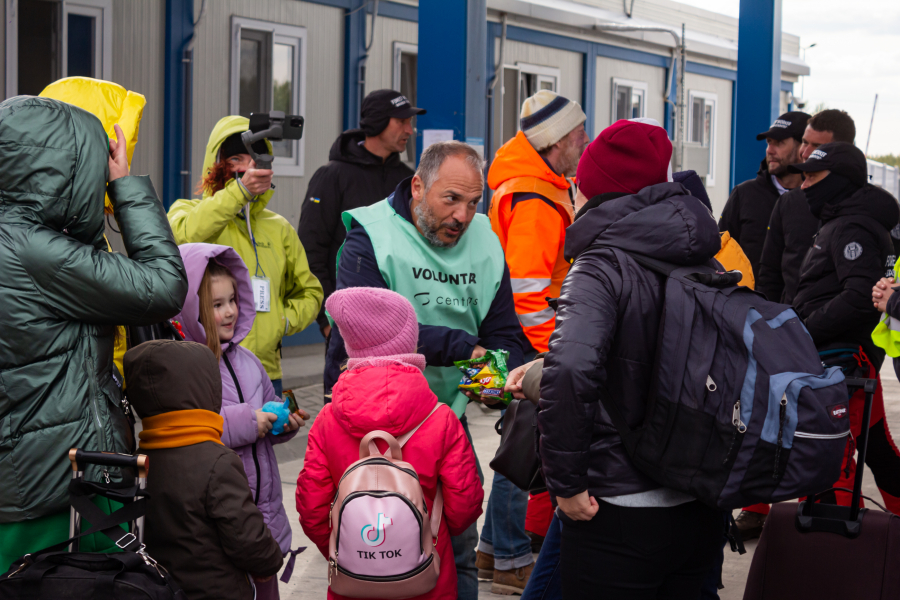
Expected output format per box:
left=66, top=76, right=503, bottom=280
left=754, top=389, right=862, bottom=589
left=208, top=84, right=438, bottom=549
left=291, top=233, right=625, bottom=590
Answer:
left=168, top=116, right=323, bottom=396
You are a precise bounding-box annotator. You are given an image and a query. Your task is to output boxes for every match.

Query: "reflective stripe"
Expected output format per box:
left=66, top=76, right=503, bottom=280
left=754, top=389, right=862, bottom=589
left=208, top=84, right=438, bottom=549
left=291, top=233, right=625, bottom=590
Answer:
left=794, top=430, right=850, bottom=440
left=518, top=307, right=555, bottom=328
left=511, top=278, right=551, bottom=294
left=888, top=316, right=900, bottom=333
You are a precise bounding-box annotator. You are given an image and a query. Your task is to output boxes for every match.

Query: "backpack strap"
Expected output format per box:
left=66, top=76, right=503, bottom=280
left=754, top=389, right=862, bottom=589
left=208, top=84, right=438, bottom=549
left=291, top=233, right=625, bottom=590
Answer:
left=399, top=403, right=444, bottom=542
left=397, top=403, right=442, bottom=447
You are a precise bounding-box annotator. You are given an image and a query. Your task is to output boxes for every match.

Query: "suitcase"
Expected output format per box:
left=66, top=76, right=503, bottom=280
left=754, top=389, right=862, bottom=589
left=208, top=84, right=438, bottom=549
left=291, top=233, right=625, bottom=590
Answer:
left=0, top=448, right=185, bottom=599
left=742, top=377, right=900, bottom=600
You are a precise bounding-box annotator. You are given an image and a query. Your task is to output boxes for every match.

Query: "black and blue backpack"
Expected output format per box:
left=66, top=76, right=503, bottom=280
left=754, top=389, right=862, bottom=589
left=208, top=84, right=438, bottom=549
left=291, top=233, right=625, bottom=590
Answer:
left=600, top=251, right=850, bottom=510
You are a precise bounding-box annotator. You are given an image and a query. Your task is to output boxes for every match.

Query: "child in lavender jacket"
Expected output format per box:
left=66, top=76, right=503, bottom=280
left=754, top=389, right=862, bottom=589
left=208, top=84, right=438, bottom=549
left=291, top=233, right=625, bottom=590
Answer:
left=175, top=243, right=308, bottom=599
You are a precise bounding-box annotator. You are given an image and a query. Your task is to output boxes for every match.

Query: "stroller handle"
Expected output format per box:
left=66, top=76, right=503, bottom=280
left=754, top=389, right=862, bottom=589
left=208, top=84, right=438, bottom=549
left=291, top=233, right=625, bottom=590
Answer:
left=68, top=448, right=149, bottom=479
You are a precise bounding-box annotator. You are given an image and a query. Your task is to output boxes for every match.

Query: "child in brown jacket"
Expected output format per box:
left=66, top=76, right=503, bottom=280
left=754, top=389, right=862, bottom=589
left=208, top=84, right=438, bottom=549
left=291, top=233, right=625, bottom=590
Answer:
left=124, top=340, right=283, bottom=600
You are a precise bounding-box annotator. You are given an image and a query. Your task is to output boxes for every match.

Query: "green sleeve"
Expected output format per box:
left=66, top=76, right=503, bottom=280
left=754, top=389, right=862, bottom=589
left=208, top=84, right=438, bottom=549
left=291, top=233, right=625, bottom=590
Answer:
left=19, top=175, right=188, bottom=325
left=282, top=222, right=324, bottom=336
left=167, top=179, right=269, bottom=244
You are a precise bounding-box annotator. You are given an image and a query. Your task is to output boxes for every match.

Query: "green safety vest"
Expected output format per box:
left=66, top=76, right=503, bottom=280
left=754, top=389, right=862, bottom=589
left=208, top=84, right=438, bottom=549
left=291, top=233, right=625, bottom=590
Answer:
left=340, top=198, right=506, bottom=416
left=872, top=257, right=900, bottom=357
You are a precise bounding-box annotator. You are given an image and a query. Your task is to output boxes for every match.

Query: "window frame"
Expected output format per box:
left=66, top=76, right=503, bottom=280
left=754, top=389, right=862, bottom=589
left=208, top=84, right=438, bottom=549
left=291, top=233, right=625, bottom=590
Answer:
left=392, top=41, right=418, bottom=166
left=497, top=62, right=562, bottom=147
left=687, top=90, right=718, bottom=186
left=5, top=0, right=112, bottom=98
left=229, top=16, right=307, bottom=177
left=611, top=77, right=648, bottom=123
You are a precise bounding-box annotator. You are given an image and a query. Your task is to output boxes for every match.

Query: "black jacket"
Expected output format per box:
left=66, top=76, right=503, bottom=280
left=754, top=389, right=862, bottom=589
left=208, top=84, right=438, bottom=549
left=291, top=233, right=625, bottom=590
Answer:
left=125, top=341, right=283, bottom=600
left=793, top=185, right=899, bottom=352
left=538, top=184, right=721, bottom=499
left=757, top=188, right=819, bottom=303
left=719, top=160, right=791, bottom=280
left=298, top=130, right=414, bottom=329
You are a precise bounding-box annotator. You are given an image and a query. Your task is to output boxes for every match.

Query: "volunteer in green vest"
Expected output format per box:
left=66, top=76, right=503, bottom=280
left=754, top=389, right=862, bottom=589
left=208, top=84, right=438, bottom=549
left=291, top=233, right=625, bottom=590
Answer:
left=324, top=140, right=524, bottom=600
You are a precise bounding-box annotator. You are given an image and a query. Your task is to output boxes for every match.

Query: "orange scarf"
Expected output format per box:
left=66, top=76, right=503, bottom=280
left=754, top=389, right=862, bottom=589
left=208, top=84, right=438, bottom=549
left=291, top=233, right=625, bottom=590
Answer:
left=139, top=409, right=224, bottom=449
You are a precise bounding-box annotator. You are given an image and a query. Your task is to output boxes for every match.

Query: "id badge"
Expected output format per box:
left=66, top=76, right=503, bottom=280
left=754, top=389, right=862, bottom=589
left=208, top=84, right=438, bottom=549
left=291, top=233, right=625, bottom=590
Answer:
left=251, top=276, right=271, bottom=312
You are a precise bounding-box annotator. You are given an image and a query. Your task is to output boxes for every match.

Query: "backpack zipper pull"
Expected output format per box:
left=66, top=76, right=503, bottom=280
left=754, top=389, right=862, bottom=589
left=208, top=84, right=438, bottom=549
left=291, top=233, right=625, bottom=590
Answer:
left=732, top=401, right=747, bottom=433
left=706, top=375, right=717, bottom=392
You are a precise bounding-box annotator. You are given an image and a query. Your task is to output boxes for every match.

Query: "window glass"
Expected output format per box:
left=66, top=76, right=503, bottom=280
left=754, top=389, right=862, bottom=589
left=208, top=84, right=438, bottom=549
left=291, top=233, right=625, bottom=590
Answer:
left=67, top=14, right=95, bottom=77
left=18, top=0, right=61, bottom=96
left=239, top=31, right=271, bottom=118
left=631, top=90, right=643, bottom=119
left=271, top=43, right=294, bottom=158
left=703, top=102, right=714, bottom=147
left=615, top=86, right=630, bottom=121
left=691, top=97, right=704, bottom=144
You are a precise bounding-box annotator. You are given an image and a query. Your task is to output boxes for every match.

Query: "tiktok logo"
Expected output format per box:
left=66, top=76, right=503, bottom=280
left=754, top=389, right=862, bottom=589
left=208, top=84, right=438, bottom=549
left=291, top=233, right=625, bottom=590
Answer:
left=360, top=513, right=393, bottom=547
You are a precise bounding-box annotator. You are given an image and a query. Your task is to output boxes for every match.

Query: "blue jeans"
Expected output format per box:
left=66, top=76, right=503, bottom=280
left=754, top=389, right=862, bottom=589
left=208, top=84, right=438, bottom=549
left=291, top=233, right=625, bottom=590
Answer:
left=521, top=513, right=563, bottom=600
left=271, top=378, right=282, bottom=397
left=452, top=415, right=483, bottom=600
left=478, top=409, right=533, bottom=571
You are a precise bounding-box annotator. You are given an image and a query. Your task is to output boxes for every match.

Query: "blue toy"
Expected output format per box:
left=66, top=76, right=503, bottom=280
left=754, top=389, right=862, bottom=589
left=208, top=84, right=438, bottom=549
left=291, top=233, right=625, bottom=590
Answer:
left=261, top=398, right=292, bottom=435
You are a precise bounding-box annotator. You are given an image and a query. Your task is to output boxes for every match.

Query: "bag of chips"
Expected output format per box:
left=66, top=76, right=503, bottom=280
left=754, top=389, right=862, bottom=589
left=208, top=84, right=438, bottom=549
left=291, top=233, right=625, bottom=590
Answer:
left=455, top=349, right=513, bottom=404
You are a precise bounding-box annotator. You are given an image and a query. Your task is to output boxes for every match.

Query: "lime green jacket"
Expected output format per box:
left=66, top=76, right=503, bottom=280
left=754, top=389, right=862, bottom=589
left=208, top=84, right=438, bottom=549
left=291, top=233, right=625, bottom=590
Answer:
left=168, top=116, right=323, bottom=379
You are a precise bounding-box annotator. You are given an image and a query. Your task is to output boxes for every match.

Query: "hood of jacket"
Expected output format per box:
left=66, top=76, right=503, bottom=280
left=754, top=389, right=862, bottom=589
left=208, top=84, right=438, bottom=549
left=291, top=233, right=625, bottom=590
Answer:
left=487, top=131, right=570, bottom=191
left=820, top=183, right=900, bottom=229
left=201, top=116, right=274, bottom=211
left=328, top=128, right=406, bottom=168
left=124, top=340, right=223, bottom=419
left=565, top=182, right=721, bottom=265
left=175, top=243, right=256, bottom=350
left=0, top=96, right=110, bottom=248
left=330, top=363, right=438, bottom=439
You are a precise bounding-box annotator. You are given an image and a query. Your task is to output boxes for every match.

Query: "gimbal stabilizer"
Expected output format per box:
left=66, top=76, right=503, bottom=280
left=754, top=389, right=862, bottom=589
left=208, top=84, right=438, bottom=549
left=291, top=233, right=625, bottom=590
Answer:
left=240, top=111, right=305, bottom=170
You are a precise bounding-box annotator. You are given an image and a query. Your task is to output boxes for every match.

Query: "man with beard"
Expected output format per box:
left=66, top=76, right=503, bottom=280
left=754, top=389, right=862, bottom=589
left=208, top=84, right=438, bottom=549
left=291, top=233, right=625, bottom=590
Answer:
left=487, top=91, right=588, bottom=356
left=758, top=110, right=858, bottom=304
left=719, top=111, right=810, bottom=280
left=323, top=140, right=524, bottom=600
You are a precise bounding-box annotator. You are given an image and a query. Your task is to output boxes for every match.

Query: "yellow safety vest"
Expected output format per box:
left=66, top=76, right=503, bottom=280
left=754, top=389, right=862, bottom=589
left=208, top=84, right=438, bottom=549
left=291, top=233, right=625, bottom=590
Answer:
left=872, top=258, right=900, bottom=357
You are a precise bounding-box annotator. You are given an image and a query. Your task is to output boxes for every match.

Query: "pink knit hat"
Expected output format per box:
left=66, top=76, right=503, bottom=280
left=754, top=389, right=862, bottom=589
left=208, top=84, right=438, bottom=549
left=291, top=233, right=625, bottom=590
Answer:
left=326, top=287, right=424, bottom=370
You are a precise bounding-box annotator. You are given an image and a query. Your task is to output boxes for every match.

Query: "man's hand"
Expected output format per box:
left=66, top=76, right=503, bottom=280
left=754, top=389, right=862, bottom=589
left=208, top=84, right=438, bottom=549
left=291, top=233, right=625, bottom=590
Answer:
left=241, top=167, right=274, bottom=196
left=470, top=345, right=487, bottom=360
left=321, top=324, right=332, bottom=339
left=557, top=491, right=599, bottom=521
left=463, top=389, right=504, bottom=408
left=505, top=359, right=541, bottom=399
left=108, top=123, right=129, bottom=182
left=873, top=277, right=896, bottom=313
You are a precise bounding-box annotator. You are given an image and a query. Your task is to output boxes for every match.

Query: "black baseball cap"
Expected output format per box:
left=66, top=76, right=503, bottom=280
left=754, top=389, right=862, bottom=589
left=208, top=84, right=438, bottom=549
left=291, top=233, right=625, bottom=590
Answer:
left=787, top=142, right=868, bottom=186
left=362, top=89, right=426, bottom=120
left=756, top=111, right=811, bottom=141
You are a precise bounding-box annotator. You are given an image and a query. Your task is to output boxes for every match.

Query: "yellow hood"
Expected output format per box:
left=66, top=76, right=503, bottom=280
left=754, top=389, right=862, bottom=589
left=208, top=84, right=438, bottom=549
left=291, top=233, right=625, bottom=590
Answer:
left=40, top=77, right=145, bottom=214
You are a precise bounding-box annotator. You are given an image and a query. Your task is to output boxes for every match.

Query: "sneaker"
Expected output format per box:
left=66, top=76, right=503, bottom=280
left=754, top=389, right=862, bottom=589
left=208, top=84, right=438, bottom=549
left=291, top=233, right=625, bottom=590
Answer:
left=491, top=563, right=534, bottom=596
left=475, top=550, right=494, bottom=581
left=734, top=510, right=767, bottom=540
left=527, top=531, right=544, bottom=554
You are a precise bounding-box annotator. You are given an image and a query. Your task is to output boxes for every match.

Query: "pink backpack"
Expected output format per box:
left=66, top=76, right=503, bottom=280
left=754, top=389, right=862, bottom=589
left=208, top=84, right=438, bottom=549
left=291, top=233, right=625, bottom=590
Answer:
left=328, top=404, right=443, bottom=598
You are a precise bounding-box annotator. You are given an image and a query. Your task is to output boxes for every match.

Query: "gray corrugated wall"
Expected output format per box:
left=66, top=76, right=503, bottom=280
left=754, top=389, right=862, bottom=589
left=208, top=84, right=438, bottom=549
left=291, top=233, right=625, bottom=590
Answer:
left=189, top=0, right=344, bottom=228
left=112, top=0, right=165, bottom=190
left=1, top=1, right=5, bottom=91
left=364, top=14, right=417, bottom=93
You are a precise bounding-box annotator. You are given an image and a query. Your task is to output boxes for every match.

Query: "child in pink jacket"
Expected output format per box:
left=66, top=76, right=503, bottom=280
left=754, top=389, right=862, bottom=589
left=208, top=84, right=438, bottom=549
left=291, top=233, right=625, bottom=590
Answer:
left=296, top=287, right=484, bottom=600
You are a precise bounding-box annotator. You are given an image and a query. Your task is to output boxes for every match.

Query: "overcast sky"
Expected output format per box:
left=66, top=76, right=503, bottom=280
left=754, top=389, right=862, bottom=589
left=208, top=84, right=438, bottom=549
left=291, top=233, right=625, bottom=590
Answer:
left=676, top=0, right=900, bottom=157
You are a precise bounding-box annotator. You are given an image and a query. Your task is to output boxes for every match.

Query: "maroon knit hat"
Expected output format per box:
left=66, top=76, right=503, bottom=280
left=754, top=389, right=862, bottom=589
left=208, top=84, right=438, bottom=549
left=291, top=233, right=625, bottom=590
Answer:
left=576, top=120, right=673, bottom=199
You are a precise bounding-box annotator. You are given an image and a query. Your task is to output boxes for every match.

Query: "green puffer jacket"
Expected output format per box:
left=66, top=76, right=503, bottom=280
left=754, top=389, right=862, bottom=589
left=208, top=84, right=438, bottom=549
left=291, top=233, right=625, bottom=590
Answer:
left=0, top=96, right=188, bottom=523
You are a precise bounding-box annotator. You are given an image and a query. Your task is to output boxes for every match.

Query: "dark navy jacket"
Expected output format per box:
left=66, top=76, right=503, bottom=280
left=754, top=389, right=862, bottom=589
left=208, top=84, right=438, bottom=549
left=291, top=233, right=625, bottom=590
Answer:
left=324, top=178, right=524, bottom=395
left=538, top=183, right=721, bottom=499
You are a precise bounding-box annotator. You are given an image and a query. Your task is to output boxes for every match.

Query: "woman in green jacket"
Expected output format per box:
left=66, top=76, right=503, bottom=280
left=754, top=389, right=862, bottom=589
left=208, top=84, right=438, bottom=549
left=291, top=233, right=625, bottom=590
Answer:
left=0, top=97, right=188, bottom=571
left=168, top=116, right=323, bottom=392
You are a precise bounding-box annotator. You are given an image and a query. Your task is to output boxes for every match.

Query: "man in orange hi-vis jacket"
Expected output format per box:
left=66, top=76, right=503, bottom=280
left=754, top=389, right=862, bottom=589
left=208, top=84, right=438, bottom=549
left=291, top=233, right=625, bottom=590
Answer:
left=488, top=90, right=589, bottom=355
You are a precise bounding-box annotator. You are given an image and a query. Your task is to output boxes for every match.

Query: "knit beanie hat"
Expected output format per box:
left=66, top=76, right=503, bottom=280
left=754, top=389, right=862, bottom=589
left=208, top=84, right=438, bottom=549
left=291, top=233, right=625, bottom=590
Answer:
left=326, top=287, right=420, bottom=360
left=520, top=91, right=587, bottom=151
left=576, top=118, right=673, bottom=199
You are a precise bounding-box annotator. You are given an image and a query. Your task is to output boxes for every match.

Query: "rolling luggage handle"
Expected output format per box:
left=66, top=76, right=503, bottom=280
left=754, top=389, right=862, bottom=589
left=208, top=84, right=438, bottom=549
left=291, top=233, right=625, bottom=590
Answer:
left=796, top=377, right=876, bottom=538
left=67, top=449, right=149, bottom=552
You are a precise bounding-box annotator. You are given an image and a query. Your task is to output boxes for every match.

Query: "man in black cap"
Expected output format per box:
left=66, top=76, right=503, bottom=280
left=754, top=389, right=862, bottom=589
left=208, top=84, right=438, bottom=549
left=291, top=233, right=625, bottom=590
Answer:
left=298, top=90, right=426, bottom=337
left=718, top=111, right=811, bottom=280
left=789, top=141, right=900, bottom=517
left=758, top=110, right=858, bottom=304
